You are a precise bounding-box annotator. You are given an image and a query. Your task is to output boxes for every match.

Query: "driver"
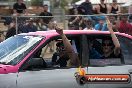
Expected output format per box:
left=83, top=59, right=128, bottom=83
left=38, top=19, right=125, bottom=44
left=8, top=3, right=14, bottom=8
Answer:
left=52, top=41, right=70, bottom=67
left=53, top=26, right=80, bottom=67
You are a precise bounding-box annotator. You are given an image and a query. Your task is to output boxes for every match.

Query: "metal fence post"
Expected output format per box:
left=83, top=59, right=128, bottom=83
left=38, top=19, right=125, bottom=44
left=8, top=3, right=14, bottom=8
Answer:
left=62, top=10, right=66, bottom=30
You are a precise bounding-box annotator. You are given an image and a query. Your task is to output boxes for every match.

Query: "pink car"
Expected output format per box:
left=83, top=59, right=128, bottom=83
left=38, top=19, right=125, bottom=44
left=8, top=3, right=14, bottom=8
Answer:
left=0, top=30, right=132, bottom=74
left=0, top=30, right=132, bottom=88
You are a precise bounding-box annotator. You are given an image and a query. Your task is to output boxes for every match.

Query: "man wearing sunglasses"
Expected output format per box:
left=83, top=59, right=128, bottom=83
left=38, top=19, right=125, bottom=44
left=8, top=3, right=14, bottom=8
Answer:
left=101, top=17, right=121, bottom=58
left=101, top=38, right=120, bottom=58
left=89, top=17, right=121, bottom=59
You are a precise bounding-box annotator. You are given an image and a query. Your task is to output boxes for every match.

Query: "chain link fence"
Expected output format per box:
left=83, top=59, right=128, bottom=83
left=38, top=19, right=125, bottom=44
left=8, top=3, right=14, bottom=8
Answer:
left=0, top=13, right=132, bottom=42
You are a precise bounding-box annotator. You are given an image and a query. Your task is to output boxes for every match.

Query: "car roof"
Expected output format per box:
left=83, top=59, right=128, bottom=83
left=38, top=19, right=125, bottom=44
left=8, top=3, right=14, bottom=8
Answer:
left=19, top=30, right=132, bottom=39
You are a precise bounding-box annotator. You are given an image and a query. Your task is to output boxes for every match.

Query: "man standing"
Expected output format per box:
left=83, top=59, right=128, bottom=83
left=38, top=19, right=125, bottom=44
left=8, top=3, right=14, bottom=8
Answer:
left=39, top=4, right=53, bottom=31
left=13, top=0, right=27, bottom=15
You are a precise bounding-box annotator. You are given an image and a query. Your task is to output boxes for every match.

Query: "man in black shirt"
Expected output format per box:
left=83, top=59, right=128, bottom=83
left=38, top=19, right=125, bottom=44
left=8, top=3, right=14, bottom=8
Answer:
left=39, top=4, right=53, bottom=26
left=13, top=0, right=27, bottom=14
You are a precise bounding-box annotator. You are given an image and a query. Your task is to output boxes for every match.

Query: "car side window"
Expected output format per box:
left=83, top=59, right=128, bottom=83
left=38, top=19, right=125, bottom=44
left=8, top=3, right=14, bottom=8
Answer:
left=86, top=35, right=122, bottom=66
left=41, top=36, right=82, bottom=68
left=20, top=35, right=83, bottom=71
left=117, top=35, right=132, bottom=64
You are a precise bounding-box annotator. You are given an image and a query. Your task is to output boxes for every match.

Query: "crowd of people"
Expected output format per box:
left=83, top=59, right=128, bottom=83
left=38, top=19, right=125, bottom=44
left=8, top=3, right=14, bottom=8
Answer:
left=0, top=0, right=132, bottom=41
left=2, top=0, right=53, bottom=39
left=68, top=0, right=132, bottom=35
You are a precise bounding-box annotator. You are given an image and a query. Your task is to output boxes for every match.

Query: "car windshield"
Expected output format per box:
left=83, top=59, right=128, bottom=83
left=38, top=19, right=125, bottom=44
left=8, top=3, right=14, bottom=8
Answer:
left=0, top=35, right=44, bottom=65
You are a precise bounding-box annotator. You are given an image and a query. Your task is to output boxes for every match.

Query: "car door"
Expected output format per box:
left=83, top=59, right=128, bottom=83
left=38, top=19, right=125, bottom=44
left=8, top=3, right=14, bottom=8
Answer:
left=85, top=34, right=132, bottom=88
left=0, top=73, right=18, bottom=88
left=17, top=68, right=88, bottom=88
left=16, top=34, right=88, bottom=88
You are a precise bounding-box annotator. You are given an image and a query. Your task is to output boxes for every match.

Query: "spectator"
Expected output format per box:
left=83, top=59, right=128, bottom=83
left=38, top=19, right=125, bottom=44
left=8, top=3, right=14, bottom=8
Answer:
left=47, top=22, right=55, bottom=30
left=79, top=16, right=88, bottom=30
left=108, top=15, right=117, bottom=24
left=83, top=17, right=94, bottom=30
left=128, top=4, right=132, bottom=23
left=108, top=15, right=118, bottom=32
left=116, top=15, right=132, bottom=35
left=39, top=4, right=53, bottom=31
left=0, top=32, right=4, bottom=43
left=19, top=18, right=37, bottom=33
left=93, top=7, right=98, bottom=14
left=13, top=0, right=28, bottom=30
left=5, top=22, right=16, bottom=39
left=94, top=17, right=108, bottom=31
left=109, top=0, right=121, bottom=14
left=96, top=0, right=108, bottom=14
left=68, top=7, right=82, bottom=30
left=92, top=15, right=106, bottom=25
left=1, top=17, right=13, bottom=27
left=13, top=0, right=27, bottom=15
left=79, top=0, right=93, bottom=15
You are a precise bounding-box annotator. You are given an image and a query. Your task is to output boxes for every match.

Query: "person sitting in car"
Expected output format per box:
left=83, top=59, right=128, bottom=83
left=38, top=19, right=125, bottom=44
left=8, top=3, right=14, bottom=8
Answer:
left=53, top=16, right=121, bottom=67
left=52, top=41, right=70, bottom=67
left=90, top=17, right=121, bottom=59
left=103, top=17, right=121, bottom=58
left=101, top=38, right=121, bottom=58
left=53, top=26, right=80, bottom=67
